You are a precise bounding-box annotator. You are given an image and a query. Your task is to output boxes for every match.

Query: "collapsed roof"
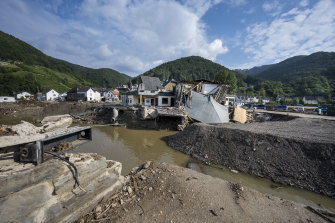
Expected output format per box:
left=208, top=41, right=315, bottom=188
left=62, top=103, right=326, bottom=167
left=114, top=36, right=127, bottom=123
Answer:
left=185, top=91, right=229, bottom=123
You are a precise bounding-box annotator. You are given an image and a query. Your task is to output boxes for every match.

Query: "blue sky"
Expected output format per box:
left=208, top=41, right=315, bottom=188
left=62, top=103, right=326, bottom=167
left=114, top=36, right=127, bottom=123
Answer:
left=0, top=0, right=334, bottom=76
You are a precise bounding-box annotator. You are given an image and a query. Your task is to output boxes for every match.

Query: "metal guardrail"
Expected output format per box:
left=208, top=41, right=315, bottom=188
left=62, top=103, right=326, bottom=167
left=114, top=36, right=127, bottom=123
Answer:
left=2, top=127, right=92, bottom=165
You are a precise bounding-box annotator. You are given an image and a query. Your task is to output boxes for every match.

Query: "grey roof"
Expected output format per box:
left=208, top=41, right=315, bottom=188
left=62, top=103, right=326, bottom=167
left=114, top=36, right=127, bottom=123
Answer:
left=67, top=87, right=92, bottom=93
left=185, top=91, right=229, bottom=124
left=140, top=76, right=163, bottom=90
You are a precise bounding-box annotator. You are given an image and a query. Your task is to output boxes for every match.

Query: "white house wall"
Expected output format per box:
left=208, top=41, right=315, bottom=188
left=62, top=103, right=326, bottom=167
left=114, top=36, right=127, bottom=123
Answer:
left=16, top=92, right=31, bottom=99
left=128, top=95, right=135, bottom=106
left=93, top=91, right=101, bottom=101
left=46, top=90, right=59, bottom=101
left=158, top=96, right=172, bottom=107
left=86, top=89, right=95, bottom=101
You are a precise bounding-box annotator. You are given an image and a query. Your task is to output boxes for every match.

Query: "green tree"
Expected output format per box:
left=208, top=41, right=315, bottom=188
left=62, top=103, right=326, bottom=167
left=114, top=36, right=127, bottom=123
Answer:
left=214, top=69, right=237, bottom=93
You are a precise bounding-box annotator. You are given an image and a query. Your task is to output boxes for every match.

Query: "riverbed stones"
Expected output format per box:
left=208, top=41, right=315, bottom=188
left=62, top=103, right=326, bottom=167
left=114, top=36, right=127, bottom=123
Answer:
left=143, top=161, right=152, bottom=169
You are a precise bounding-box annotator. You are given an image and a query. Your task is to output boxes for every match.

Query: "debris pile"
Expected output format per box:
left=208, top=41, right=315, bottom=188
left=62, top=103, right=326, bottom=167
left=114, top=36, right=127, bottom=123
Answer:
left=0, top=126, right=16, bottom=136
left=232, top=106, right=247, bottom=123
left=0, top=115, right=81, bottom=148
left=77, top=161, right=176, bottom=222
left=175, top=80, right=230, bottom=124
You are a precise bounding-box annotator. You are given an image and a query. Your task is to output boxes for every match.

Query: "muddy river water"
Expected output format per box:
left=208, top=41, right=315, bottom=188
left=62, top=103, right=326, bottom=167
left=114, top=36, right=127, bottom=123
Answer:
left=77, top=126, right=335, bottom=212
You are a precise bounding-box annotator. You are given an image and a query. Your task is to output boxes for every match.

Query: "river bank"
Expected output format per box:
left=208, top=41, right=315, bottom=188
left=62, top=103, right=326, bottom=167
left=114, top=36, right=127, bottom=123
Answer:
left=0, top=101, right=186, bottom=130
left=167, top=118, right=335, bottom=198
left=1, top=113, right=335, bottom=222
left=77, top=161, right=332, bottom=223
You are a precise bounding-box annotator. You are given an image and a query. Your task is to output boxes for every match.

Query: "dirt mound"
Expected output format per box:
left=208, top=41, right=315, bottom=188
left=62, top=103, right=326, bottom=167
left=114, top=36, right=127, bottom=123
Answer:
left=167, top=122, right=335, bottom=198
left=77, top=162, right=329, bottom=223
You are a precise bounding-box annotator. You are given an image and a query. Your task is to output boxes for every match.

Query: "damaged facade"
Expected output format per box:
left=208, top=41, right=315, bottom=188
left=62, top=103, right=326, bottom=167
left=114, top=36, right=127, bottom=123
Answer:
left=175, top=80, right=230, bottom=124
left=121, top=76, right=176, bottom=107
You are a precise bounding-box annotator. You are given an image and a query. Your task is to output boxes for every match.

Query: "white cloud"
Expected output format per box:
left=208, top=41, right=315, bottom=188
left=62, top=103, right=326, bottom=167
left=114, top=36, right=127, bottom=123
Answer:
left=0, top=0, right=229, bottom=75
left=299, top=0, right=309, bottom=7
left=262, top=0, right=283, bottom=16
left=241, top=0, right=335, bottom=69
left=224, top=0, right=247, bottom=7
left=243, top=7, right=255, bottom=14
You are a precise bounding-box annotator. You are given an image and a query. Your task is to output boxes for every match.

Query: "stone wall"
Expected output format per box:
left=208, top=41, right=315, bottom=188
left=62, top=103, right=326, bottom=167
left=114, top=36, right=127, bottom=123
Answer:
left=0, top=153, right=125, bottom=223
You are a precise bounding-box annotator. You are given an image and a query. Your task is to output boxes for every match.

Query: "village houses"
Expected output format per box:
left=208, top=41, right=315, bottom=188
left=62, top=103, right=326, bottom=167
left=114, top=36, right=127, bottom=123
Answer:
left=100, top=89, right=119, bottom=102
left=303, top=96, right=323, bottom=105
left=42, top=89, right=59, bottom=101
left=16, top=91, right=33, bottom=100
left=122, top=76, right=176, bottom=107
left=66, top=87, right=101, bottom=102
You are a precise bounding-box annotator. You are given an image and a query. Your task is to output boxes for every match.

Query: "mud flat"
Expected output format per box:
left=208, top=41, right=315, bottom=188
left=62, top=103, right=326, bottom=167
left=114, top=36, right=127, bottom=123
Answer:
left=78, top=161, right=332, bottom=223
left=167, top=118, right=335, bottom=198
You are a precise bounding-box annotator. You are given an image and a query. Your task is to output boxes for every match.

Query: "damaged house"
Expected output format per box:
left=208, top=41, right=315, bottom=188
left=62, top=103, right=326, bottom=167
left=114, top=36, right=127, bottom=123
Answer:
left=66, top=87, right=101, bottom=102
left=176, top=80, right=230, bottom=124
left=122, top=76, right=176, bottom=107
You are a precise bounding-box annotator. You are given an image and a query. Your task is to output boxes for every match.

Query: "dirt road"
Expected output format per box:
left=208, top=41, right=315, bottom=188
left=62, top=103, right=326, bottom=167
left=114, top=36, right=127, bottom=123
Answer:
left=257, top=110, right=335, bottom=121
left=77, top=162, right=332, bottom=223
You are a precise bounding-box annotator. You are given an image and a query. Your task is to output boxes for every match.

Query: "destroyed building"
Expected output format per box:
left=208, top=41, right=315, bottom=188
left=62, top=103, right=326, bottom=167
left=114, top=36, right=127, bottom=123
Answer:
left=175, top=80, right=230, bottom=124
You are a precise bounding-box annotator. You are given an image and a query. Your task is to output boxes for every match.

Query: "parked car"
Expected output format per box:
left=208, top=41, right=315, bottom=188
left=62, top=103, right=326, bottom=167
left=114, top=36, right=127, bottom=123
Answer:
left=293, top=106, right=304, bottom=112
left=274, top=105, right=288, bottom=111
left=243, top=104, right=253, bottom=109
left=314, top=106, right=327, bottom=115
left=255, top=104, right=266, bottom=109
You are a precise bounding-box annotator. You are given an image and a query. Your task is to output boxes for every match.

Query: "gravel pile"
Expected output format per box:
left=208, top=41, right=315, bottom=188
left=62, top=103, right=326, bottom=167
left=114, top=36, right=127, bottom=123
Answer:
left=217, top=117, right=335, bottom=144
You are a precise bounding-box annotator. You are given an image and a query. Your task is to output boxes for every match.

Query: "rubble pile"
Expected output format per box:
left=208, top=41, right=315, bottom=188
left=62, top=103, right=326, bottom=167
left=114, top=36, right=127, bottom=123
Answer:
left=77, top=161, right=176, bottom=222
left=0, top=126, right=16, bottom=136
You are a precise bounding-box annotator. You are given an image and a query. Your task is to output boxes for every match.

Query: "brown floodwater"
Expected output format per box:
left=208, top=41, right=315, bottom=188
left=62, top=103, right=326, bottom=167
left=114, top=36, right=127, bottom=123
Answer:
left=77, top=126, right=335, bottom=212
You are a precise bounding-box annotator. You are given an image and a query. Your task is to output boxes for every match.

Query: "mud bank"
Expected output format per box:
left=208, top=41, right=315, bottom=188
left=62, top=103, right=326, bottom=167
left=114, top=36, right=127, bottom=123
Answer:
left=167, top=119, right=335, bottom=198
left=78, top=161, right=331, bottom=223
left=78, top=106, right=186, bottom=130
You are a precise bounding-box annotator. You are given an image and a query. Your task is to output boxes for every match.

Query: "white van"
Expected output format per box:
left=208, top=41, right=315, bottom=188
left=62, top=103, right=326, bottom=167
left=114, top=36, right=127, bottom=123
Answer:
left=0, top=96, right=16, bottom=102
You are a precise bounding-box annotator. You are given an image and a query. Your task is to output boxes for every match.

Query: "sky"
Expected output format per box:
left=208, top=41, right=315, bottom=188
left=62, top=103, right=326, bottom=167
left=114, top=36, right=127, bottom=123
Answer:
left=0, top=0, right=335, bottom=76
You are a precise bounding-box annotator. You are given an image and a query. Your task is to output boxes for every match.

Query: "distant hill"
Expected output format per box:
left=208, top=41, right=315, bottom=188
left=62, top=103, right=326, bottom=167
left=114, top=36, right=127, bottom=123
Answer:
left=0, top=30, right=130, bottom=95
left=136, top=56, right=234, bottom=82
left=253, top=52, right=335, bottom=81
left=235, top=64, right=273, bottom=76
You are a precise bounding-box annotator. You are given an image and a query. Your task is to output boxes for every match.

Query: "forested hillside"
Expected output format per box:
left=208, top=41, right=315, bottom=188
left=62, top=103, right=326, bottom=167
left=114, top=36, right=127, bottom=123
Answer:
left=138, top=56, right=233, bottom=82
left=255, top=52, right=335, bottom=81
left=0, top=31, right=130, bottom=95
left=234, top=52, right=335, bottom=101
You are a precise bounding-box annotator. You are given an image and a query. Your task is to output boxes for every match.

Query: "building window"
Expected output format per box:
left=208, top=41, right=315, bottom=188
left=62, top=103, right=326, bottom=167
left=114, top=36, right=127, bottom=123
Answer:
left=162, top=97, right=169, bottom=104
left=151, top=90, right=155, bottom=93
